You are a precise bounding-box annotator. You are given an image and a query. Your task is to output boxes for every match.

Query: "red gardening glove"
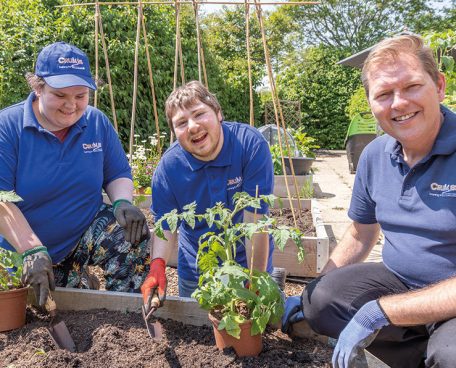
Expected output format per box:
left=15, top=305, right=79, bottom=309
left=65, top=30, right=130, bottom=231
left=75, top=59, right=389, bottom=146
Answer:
left=140, top=258, right=167, bottom=314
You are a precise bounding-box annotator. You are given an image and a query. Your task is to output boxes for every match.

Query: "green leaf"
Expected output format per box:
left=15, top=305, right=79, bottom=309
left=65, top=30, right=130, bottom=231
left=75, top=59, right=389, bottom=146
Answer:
left=271, top=227, right=291, bottom=251
left=164, top=210, right=179, bottom=233
left=0, top=191, right=23, bottom=203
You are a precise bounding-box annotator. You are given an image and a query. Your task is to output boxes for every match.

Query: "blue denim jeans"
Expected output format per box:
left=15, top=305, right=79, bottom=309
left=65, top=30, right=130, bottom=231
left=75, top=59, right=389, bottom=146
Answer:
left=178, top=277, right=199, bottom=298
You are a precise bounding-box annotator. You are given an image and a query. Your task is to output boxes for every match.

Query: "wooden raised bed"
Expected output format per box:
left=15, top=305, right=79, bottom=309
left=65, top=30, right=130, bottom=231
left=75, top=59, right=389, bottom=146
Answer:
left=271, top=198, right=329, bottom=277
left=274, top=174, right=313, bottom=198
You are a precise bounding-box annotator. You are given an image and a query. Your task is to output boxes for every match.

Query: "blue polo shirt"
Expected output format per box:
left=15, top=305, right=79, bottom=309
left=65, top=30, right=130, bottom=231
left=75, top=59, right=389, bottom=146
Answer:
left=0, top=92, right=131, bottom=263
left=349, top=106, right=456, bottom=288
left=152, top=121, right=275, bottom=282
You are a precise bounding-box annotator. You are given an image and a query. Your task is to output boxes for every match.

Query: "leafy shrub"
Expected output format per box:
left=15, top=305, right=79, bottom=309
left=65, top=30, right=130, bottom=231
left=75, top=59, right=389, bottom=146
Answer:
left=346, top=86, right=371, bottom=120
left=277, top=45, right=362, bottom=149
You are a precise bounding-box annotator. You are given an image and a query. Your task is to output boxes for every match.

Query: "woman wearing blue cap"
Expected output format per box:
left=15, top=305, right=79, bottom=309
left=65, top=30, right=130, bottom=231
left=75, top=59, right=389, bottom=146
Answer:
left=0, top=42, right=150, bottom=306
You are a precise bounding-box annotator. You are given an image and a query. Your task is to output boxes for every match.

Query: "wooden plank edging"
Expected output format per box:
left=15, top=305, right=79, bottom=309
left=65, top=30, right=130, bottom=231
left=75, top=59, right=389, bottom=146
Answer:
left=28, top=287, right=210, bottom=327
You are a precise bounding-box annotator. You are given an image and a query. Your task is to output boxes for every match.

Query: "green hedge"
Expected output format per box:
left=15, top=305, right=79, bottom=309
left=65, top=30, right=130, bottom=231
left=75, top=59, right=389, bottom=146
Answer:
left=277, top=46, right=362, bottom=149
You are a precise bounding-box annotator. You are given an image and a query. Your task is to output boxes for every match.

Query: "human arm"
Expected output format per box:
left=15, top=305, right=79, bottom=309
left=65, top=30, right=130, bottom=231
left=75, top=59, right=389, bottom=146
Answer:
left=105, top=177, right=133, bottom=203
left=0, top=202, right=43, bottom=253
left=333, top=273, right=456, bottom=367
left=321, top=221, right=380, bottom=274
left=379, top=276, right=456, bottom=326
left=0, top=202, right=54, bottom=306
left=140, top=231, right=177, bottom=311
left=243, top=210, right=269, bottom=272
left=105, top=177, right=149, bottom=244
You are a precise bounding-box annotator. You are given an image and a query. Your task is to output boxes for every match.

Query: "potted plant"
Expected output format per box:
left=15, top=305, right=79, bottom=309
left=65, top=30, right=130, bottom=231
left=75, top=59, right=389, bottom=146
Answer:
left=0, top=190, right=29, bottom=332
left=155, top=192, right=304, bottom=357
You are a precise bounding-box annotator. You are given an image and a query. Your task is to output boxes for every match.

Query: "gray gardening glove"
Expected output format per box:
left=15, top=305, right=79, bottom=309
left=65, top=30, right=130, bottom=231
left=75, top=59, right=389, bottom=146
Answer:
left=113, top=201, right=150, bottom=245
left=332, top=300, right=388, bottom=368
left=22, top=249, right=55, bottom=307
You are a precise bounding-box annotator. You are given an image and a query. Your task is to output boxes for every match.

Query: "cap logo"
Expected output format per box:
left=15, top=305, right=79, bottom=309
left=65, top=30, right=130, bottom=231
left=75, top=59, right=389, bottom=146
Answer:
left=57, top=56, right=85, bottom=70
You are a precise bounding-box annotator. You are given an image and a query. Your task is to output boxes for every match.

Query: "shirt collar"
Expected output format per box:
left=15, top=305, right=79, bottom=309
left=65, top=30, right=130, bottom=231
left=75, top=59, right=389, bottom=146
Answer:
left=23, top=92, right=88, bottom=132
left=183, top=122, right=232, bottom=171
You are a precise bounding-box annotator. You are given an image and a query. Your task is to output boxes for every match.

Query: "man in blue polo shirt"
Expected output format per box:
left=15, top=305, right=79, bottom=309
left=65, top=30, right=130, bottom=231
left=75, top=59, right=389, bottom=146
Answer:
left=283, top=34, right=456, bottom=368
left=140, top=81, right=275, bottom=309
left=0, top=42, right=149, bottom=307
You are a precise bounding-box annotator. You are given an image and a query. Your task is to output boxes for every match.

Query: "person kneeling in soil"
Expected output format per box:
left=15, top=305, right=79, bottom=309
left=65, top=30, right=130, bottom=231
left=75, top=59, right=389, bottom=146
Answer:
left=282, top=34, right=456, bottom=368
left=0, top=42, right=150, bottom=307
left=141, top=81, right=278, bottom=310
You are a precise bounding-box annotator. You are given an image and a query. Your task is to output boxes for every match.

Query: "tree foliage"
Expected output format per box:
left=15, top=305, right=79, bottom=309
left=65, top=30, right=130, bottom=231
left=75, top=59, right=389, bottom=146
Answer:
left=276, top=0, right=437, bottom=52
left=202, top=6, right=264, bottom=124
left=277, top=45, right=362, bottom=149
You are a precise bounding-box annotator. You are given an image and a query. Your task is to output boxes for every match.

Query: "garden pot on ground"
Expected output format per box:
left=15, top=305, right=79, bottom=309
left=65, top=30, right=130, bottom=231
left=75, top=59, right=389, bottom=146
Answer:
left=0, top=287, right=28, bottom=332
left=283, top=156, right=315, bottom=175
left=208, top=313, right=263, bottom=357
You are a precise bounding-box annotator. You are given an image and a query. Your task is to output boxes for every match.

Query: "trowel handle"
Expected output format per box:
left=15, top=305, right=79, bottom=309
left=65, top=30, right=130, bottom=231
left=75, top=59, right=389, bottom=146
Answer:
left=45, top=293, right=57, bottom=317
left=151, top=292, right=160, bottom=309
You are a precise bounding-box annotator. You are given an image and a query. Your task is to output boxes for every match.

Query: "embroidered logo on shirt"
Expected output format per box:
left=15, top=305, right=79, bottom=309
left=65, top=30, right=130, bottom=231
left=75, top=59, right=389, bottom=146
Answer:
left=82, top=142, right=103, bottom=153
left=429, top=182, right=456, bottom=197
left=227, top=176, right=243, bottom=191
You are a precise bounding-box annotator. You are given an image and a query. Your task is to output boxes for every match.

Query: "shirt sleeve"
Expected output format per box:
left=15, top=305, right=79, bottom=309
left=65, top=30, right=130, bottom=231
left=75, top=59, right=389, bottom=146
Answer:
left=0, top=115, right=19, bottom=191
left=151, top=161, right=180, bottom=231
left=348, top=147, right=378, bottom=224
left=102, top=114, right=132, bottom=186
left=241, top=137, right=274, bottom=214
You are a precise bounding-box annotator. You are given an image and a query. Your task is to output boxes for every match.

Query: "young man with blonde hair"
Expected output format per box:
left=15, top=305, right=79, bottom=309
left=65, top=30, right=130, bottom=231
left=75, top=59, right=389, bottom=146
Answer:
left=283, top=34, right=456, bottom=368
left=140, top=81, right=276, bottom=309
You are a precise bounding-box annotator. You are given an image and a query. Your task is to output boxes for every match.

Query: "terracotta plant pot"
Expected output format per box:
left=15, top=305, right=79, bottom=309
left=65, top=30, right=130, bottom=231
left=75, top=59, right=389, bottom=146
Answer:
left=0, top=287, right=28, bottom=332
left=208, top=313, right=263, bottom=357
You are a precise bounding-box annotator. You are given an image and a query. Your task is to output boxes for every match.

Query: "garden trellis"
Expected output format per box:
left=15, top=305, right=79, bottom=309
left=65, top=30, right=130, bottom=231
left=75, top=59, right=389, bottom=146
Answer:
left=56, top=0, right=319, bottom=224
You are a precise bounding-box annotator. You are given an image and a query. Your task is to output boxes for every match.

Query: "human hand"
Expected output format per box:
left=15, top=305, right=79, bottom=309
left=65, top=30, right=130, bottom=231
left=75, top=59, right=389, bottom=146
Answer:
left=21, top=247, right=55, bottom=307
left=113, top=200, right=149, bottom=245
left=281, top=295, right=305, bottom=334
left=140, top=258, right=167, bottom=314
left=332, top=300, right=389, bottom=368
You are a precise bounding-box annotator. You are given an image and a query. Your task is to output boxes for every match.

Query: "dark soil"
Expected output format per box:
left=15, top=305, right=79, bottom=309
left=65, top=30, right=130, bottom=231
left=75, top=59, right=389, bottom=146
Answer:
left=0, top=308, right=332, bottom=367
left=269, top=208, right=316, bottom=236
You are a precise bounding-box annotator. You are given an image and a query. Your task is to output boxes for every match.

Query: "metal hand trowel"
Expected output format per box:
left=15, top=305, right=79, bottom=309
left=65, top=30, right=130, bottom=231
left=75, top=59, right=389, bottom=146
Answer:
left=142, top=291, right=163, bottom=340
left=45, top=293, right=76, bottom=352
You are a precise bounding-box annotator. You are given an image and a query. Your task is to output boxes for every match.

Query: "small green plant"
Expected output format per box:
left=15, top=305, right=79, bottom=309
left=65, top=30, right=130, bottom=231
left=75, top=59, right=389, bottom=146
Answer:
left=130, top=133, right=165, bottom=193
left=269, top=144, right=285, bottom=175
left=290, top=127, right=320, bottom=159
left=155, top=192, right=304, bottom=338
left=299, top=177, right=314, bottom=199
left=0, top=190, right=24, bottom=291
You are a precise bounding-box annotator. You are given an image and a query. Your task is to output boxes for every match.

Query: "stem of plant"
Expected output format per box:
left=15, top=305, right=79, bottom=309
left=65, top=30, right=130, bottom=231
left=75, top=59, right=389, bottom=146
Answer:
left=249, top=185, right=259, bottom=289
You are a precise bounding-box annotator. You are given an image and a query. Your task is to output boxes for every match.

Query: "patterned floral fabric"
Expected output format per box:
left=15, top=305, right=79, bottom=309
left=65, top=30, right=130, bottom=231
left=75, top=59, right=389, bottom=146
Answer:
left=53, top=204, right=150, bottom=292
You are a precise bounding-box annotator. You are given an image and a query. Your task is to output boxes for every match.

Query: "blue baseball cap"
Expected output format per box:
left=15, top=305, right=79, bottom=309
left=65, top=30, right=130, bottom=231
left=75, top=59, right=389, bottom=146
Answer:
left=35, top=41, right=97, bottom=90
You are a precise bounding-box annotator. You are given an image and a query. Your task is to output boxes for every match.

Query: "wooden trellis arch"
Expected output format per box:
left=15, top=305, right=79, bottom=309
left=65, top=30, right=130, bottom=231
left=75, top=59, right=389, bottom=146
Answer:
left=57, top=0, right=319, bottom=224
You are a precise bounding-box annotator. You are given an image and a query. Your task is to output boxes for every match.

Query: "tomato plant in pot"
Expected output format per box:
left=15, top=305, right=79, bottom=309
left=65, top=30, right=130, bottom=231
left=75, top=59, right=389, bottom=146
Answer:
left=0, top=191, right=29, bottom=332
left=154, top=192, right=305, bottom=357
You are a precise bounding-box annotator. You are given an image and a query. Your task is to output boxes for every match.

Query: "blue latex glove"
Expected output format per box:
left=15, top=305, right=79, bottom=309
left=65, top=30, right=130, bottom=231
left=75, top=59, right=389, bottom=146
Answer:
left=332, top=300, right=389, bottom=368
left=281, top=295, right=305, bottom=334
